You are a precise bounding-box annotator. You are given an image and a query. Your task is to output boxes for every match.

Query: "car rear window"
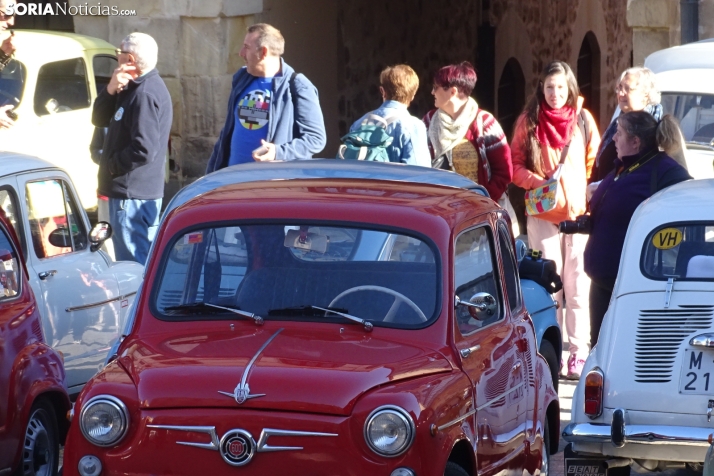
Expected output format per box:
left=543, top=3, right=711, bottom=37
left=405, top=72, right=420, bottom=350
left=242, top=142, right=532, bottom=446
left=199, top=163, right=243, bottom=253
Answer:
left=153, top=223, right=440, bottom=329
left=641, top=222, right=714, bottom=280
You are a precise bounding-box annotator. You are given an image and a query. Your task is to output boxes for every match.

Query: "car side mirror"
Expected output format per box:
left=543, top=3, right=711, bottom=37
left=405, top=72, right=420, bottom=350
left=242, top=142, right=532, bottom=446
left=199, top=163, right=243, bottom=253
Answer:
left=89, top=221, right=112, bottom=252
left=48, top=227, right=72, bottom=248
left=515, top=239, right=527, bottom=262
left=455, top=292, right=498, bottom=321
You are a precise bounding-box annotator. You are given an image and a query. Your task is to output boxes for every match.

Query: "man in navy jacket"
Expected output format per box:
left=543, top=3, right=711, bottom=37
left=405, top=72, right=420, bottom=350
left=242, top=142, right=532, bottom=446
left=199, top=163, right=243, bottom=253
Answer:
left=206, top=23, right=326, bottom=173
left=92, top=32, right=172, bottom=265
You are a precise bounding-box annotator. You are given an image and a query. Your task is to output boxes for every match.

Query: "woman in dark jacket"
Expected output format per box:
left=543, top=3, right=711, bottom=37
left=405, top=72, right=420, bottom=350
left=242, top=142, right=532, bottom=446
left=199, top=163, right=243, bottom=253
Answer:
left=584, top=111, right=691, bottom=346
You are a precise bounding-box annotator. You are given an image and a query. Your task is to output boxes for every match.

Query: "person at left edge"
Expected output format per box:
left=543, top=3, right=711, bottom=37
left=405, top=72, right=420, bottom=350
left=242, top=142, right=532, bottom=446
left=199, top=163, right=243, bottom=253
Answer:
left=92, top=32, right=172, bottom=265
left=0, top=0, right=17, bottom=129
left=206, top=23, right=326, bottom=173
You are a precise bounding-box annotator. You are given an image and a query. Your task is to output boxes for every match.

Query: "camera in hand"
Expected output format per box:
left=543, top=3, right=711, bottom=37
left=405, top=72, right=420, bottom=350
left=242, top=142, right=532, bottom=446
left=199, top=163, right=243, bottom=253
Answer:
left=559, top=214, right=591, bottom=234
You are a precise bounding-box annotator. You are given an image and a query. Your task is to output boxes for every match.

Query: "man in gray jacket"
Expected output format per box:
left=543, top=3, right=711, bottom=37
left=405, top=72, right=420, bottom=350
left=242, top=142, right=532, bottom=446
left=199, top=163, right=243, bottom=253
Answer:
left=206, top=23, right=326, bottom=173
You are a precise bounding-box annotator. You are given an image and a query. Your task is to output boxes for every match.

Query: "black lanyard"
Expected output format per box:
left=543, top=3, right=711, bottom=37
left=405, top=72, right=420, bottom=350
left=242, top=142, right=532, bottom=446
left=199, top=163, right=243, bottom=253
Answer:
left=613, top=149, right=658, bottom=182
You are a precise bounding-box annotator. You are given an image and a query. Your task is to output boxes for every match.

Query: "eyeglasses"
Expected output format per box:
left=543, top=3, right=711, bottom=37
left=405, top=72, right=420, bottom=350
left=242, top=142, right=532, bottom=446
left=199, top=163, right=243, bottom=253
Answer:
left=615, top=84, right=640, bottom=95
left=0, top=11, right=14, bottom=21
left=115, top=48, right=131, bottom=56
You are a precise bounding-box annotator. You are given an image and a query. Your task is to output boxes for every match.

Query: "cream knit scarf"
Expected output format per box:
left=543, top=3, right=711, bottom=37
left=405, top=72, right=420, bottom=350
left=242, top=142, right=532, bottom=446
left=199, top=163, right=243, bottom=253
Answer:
left=428, top=97, right=479, bottom=160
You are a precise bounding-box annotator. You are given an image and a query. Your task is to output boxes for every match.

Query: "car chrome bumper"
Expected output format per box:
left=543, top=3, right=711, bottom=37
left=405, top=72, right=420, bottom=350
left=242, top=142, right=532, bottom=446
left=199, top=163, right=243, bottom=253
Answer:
left=562, top=422, right=711, bottom=448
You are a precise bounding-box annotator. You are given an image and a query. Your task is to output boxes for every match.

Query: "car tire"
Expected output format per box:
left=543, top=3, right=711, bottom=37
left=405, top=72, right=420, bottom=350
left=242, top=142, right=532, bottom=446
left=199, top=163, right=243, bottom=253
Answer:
left=540, top=339, right=559, bottom=393
left=14, top=399, right=59, bottom=476
left=444, top=461, right=469, bottom=476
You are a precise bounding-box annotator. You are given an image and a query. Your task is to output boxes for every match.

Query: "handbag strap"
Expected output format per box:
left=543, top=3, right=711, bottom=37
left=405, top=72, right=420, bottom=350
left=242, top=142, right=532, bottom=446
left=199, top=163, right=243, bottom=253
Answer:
left=549, top=141, right=571, bottom=181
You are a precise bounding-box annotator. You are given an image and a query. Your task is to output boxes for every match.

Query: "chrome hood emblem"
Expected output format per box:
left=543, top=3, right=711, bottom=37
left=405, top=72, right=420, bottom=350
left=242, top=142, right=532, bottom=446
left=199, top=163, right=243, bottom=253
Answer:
left=218, top=328, right=283, bottom=404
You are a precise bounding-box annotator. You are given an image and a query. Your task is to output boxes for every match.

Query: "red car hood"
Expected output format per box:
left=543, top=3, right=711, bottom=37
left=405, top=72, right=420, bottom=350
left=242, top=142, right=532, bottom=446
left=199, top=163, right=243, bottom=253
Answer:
left=119, top=326, right=452, bottom=416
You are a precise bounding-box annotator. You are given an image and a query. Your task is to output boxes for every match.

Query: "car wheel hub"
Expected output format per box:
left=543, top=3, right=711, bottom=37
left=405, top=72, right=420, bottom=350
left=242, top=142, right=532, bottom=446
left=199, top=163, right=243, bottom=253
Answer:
left=21, top=410, right=52, bottom=476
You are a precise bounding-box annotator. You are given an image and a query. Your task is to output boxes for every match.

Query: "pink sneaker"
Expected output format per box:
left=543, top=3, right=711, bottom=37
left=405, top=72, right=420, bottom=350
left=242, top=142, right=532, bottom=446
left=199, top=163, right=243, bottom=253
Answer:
left=567, top=354, right=585, bottom=380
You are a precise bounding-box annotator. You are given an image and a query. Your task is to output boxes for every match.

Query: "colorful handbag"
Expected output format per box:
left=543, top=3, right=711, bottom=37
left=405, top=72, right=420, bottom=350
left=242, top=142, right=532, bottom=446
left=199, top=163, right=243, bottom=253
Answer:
left=524, top=142, right=571, bottom=216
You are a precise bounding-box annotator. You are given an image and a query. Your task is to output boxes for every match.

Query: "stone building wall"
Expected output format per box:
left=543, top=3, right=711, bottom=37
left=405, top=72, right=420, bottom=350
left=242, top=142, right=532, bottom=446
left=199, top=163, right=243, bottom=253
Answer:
left=69, top=0, right=260, bottom=195
left=336, top=0, right=631, bottom=136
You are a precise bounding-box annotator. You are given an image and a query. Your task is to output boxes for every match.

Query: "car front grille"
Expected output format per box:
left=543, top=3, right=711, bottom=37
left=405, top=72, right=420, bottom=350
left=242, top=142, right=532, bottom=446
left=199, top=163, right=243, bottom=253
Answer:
left=634, top=305, right=714, bottom=383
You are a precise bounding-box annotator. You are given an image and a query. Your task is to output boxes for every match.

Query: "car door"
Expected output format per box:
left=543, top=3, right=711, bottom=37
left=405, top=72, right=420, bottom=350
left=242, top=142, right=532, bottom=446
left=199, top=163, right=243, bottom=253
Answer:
left=0, top=220, right=29, bottom=470
left=17, top=171, right=122, bottom=394
left=452, top=222, right=527, bottom=476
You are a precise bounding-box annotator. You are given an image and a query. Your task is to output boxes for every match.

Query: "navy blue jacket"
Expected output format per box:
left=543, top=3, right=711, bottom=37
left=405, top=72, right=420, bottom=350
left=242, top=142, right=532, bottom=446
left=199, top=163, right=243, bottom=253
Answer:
left=92, top=68, right=172, bottom=200
left=584, top=148, right=691, bottom=280
left=206, top=59, right=326, bottom=173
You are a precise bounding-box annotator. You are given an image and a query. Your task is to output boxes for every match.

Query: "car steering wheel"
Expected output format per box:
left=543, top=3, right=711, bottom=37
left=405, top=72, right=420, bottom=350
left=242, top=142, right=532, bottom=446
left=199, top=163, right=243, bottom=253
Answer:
left=328, top=285, right=427, bottom=323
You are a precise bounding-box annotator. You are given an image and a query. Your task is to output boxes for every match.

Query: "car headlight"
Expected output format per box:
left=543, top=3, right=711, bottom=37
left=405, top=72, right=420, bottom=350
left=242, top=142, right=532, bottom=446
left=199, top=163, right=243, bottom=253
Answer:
left=364, top=406, right=415, bottom=457
left=79, top=395, right=130, bottom=447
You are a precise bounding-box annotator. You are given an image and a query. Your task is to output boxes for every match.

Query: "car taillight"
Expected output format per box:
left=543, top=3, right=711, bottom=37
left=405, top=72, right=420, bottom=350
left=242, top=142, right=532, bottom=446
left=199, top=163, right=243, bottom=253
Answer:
left=584, top=368, right=604, bottom=418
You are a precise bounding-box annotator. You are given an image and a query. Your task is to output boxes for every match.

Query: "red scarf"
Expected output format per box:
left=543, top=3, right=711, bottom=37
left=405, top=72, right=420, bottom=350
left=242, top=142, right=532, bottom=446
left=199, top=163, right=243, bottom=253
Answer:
left=536, top=100, right=576, bottom=149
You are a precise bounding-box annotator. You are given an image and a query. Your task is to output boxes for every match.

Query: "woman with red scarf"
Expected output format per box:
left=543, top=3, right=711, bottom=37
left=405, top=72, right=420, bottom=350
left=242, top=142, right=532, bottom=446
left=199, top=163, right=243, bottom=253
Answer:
left=511, top=61, right=600, bottom=380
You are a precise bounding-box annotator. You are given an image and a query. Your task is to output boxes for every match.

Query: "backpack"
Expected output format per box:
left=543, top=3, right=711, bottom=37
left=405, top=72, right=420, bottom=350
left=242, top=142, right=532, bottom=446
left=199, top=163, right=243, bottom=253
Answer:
left=337, top=113, right=398, bottom=161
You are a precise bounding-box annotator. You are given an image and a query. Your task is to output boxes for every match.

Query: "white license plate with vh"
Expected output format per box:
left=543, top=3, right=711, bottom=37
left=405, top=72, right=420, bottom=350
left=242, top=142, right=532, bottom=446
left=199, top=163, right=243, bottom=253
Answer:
left=680, top=349, right=714, bottom=394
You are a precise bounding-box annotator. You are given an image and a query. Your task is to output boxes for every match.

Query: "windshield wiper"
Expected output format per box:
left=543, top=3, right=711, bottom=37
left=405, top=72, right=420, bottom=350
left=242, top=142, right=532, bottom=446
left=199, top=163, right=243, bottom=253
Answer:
left=164, top=302, right=264, bottom=325
left=310, top=305, right=373, bottom=332
left=268, top=305, right=373, bottom=331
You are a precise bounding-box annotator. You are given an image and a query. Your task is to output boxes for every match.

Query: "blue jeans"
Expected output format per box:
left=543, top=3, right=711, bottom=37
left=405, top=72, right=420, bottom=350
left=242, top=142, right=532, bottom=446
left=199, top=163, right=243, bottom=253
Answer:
left=109, top=198, right=162, bottom=265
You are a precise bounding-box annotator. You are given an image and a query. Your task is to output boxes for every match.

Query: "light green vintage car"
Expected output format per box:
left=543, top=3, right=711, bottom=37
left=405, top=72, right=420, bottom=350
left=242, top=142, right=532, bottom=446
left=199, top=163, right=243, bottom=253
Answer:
left=0, top=30, right=117, bottom=211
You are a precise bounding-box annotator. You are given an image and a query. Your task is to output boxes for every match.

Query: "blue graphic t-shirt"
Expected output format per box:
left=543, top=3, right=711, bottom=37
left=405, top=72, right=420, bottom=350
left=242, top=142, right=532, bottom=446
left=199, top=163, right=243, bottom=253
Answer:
left=229, top=76, right=273, bottom=166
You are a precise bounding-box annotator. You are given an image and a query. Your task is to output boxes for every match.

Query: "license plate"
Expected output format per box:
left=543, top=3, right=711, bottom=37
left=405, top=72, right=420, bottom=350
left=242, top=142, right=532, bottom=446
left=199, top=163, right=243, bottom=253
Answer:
left=564, top=444, right=607, bottom=476
left=680, top=348, right=714, bottom=394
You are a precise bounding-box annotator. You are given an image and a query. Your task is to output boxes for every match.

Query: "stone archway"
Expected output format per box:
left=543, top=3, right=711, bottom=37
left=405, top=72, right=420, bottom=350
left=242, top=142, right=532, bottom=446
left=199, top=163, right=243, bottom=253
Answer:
left=577, top=31, right=601, bottom=127
left=497, top=57, right=526, bottom=140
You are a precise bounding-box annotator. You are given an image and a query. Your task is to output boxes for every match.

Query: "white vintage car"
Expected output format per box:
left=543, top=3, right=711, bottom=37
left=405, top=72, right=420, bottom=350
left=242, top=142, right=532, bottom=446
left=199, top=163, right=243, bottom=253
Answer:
left=0, top=152, right=143, bottom=397
left=563, top=178, right=714, bottom=475
left=0, top=30, right=117, bottom=210
left=645, top=39, right=714, bottom=180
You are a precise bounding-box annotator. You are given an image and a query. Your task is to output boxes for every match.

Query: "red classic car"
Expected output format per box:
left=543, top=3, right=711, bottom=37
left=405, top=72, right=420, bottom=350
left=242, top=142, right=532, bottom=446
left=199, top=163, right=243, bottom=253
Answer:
left=63, top=163, right=559, bottom=476
left=0, top=210, right=69, bottom=476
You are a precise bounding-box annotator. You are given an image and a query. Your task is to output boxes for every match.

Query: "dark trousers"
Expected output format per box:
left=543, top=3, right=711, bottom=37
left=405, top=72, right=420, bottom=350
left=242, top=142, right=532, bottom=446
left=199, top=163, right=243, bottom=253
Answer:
left=589, top=277, right=616, bottom=347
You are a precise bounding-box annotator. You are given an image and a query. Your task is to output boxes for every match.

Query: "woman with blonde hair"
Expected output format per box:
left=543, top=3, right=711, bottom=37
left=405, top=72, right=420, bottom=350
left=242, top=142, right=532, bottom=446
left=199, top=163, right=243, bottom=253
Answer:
left=511, top=61, right=600, bottom=379
left=591, top=66, right=686, bottom=183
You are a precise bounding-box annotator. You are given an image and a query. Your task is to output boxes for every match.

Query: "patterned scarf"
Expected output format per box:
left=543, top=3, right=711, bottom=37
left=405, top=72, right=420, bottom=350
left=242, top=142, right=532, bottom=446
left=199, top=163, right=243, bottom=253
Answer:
left=428, top=97, right=479, bottom=160
left=536, top=100, right=577, bottom=149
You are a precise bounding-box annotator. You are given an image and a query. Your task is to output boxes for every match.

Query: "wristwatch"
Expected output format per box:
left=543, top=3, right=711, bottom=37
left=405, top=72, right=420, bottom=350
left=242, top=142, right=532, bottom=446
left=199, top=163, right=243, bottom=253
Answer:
left=0, top=50, right=12, bottom=72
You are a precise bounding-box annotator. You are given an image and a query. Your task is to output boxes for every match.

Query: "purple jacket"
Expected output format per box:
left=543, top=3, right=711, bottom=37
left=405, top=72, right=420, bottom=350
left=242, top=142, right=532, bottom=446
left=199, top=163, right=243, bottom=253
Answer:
left=584, top=148, right=691, bottom=280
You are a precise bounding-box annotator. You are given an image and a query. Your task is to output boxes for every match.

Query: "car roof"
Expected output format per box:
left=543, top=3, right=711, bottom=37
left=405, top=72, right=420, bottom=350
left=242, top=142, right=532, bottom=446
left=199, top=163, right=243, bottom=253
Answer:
left=655, top=69, right=714, bottom=95
left=12, top=30, right=114, bottom=61
left=167, top=176, right=498, bottom=237
left=0, top=151, right=60, bottom=177
left=164, top=160, right=489, bottom=217
left=645, top=39, right=714, bottom=74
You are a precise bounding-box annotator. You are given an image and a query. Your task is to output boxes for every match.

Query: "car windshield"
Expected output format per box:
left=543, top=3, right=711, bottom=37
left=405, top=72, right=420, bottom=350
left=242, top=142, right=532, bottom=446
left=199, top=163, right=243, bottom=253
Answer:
left=0, top=59, right=26, bottom=107
left=661, top=93, right=714, bottom=144
left=642, top=223, right=714, bottom=280
left=154, top=223, right=439, bottom=328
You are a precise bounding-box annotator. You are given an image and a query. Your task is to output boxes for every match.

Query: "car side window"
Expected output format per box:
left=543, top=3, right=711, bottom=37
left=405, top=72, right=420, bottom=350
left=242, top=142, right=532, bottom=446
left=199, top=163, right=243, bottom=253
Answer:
left=0, top=225, right=20, bottom=300
left=455, top=226, right=503, bottom=335
left=25, top=180, right=87, bottom=259
left=498, top=225, right=522, bottom=312
left=93, top=55, right=117, bottom=94
left=34, top=57, right=90, bottom=116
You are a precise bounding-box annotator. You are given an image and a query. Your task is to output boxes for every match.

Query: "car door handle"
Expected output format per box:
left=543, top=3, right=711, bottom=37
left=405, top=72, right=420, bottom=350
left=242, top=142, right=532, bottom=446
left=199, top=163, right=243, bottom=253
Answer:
left=38, top=270, right=57, bottom=280
left=460, top=345, right=481, bottom=359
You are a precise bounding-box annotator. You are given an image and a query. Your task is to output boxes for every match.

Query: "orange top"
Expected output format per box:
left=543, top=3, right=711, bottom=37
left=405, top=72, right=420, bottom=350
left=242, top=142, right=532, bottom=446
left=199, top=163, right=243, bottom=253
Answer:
left=511, top=99, right=600, bottom=223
